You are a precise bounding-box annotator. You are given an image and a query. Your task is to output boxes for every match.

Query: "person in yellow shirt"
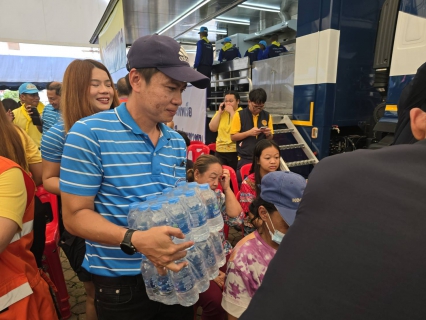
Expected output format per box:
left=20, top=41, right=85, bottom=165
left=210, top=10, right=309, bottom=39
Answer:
left=230, top=88, right=274, bottom=180
left=209, top=91, right=242, bottom=171
left=13, top=82, right=44, bottom=148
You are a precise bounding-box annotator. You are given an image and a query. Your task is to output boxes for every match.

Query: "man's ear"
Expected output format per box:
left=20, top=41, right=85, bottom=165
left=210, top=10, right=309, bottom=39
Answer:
left=258, top=205, right=269, bottom=222
left=128, top=69, right=143, bottom=94
left=410, top=108, right=426, bottom=140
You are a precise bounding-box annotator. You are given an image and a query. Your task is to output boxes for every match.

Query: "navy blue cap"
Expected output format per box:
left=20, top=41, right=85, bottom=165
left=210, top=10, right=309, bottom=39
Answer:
left=260, top=171, right=306, bottom=226
left=221, top=37, right=232, bottom=44
left=198, top=26, right=208, bottom=33
left=126, top=34, right=210, bottom=89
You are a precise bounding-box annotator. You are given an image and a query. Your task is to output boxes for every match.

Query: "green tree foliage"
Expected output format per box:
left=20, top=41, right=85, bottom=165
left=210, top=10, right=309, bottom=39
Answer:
left=2, top=90, right=19, bottom=102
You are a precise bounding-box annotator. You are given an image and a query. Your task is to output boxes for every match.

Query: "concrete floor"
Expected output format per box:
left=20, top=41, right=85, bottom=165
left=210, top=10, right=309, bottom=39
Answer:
left=61, top=226, right=244, bottom=319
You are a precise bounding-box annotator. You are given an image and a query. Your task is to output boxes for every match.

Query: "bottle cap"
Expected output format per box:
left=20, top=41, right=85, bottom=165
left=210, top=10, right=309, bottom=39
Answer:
left=151, top=203, right=163, bottom=211
left=184, top=189, right=196, bottom=197
left=168, top=197, right=179, bottom=204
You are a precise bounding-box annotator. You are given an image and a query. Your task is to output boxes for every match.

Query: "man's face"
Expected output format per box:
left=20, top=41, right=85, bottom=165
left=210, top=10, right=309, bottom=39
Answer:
left=248, top=100, right=265, bottom=116
left=47, top=90, right=60, bottom=109
left=20, top=92, right=40, bottom=107
left=136, top=71, right=187, bottom=124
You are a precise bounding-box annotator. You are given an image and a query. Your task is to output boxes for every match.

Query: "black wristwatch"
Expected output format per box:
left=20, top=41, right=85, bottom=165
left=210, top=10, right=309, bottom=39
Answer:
left=120, top=229, right=137, bottom=255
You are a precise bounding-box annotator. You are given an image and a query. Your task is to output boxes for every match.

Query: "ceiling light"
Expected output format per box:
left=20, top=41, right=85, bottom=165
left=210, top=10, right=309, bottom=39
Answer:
left=157, top=0, right=212, bottom=35
left=238, top=4, right=280, bottom=13
left=215, top=18, right=250, bottom=26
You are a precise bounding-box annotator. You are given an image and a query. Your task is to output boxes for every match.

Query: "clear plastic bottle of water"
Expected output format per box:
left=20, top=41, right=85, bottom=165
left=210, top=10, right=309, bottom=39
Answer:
left=187, top=182, right=203, bottom=199
left=175, top=181, right=188, bottom=194
left=182, top=189, right=209, bottom=242
left=169, top=258, right=199, bottom=306
left=162, top=187, right=174, bottom=196
left=150, top=203, right=168, bottom=228
left=185, top=245, right=210, bottom=293
left=134, top=203, right=152, bottom=231
left=127, top=202, right=140, bottom=229
left=196, top=237, right=219, bottom=280
left=145, top=194, right=158, bottom=206
left=166, top=197, right=193, bottom=244
left=141, top=254, right=160, bottom=301
left=210, top=232, right=226, bottom=268
left=172, top=188, right=185, bottom=201
left=198, top=184, right=224, bottom=232
left=156, top=267, right=178, bottom=305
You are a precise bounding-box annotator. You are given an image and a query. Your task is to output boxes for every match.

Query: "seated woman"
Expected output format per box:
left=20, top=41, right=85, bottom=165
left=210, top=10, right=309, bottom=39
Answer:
left=239, top=139, right=280, bottom=235
left=187, top=154, right=244, bottom=320
left=222, top=171, right=306, bottom=319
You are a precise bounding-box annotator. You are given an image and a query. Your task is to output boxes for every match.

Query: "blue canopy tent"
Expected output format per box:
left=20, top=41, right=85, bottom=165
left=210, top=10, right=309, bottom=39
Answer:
left=0, top=55, right=128, bottom=90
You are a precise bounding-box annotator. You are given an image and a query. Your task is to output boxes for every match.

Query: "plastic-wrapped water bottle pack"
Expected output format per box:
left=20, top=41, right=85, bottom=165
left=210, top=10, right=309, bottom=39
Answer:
left=127, top=182, right=226, bottom=306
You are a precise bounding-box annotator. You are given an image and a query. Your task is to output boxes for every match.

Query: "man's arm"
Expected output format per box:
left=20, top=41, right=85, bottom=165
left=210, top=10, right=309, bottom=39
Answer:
left=209, top=109, right=222, bottom=132
left=194, top=41, right=202, bottom=68
left=61, top=192, right=192, bottom=271
left=42, top=160, right=60, bottom=195
left=218, top=50, right=223, bottom=62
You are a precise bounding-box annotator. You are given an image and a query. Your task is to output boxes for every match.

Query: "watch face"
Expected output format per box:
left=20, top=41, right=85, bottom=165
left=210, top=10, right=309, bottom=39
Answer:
left=120, top=243, right=136, bottom=255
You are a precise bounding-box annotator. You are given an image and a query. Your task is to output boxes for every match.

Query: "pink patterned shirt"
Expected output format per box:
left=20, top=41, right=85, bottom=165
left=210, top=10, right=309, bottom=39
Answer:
left=221, top=230, right=276, bottom=318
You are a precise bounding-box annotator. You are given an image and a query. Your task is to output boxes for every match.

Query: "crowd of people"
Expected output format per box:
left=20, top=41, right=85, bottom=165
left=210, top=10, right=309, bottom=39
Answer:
left=2, top=32, right=426, bottom=320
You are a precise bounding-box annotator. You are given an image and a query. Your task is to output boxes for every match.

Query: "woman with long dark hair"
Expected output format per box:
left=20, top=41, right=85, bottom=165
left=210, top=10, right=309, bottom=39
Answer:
left=239, top=139, right=281, bottom=234
left=40, top=59, right=119, bottom=320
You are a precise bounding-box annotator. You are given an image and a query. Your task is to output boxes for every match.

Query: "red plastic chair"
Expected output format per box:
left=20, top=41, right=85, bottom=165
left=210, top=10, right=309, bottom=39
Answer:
left=187, top=144, right=210, bottom=162
left=190, top=140, right=204, bottom=145
left=207, top=143, right=216, bottom=153
left=37, top=186, right=71, bottom=319
left=240, top=163, right=252, bottom=182
left=222, top=165, right=239, bottom=196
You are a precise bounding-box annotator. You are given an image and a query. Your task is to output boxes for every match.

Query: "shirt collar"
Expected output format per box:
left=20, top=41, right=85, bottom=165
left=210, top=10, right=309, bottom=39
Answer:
left=115, top=102, right=170, bottom=139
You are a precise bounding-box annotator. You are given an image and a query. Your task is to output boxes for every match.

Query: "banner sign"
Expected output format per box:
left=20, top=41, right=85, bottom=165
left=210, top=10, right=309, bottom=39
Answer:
left=173, top=86, right=206, bottom=143
left=99, top=0, right=126, bottom=74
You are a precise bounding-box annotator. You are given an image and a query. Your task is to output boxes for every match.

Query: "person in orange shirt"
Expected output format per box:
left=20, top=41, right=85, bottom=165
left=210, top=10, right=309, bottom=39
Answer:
left=0, top=156, right=57, bottom=319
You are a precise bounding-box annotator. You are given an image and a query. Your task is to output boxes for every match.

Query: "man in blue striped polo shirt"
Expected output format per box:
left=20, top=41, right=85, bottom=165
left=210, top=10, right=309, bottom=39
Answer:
left=60, top=35, right=209, bottom=319
left=42, top=82, right=62, bottom=133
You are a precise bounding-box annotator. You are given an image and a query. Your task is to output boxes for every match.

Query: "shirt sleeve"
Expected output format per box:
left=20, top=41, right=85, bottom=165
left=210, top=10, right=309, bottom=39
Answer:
left=60, top=121, right=103, bottom=196
left=262, top=46, right=270, bottom=59
left=222, top=261, right=253, bottom=318
left=218, top=49, right=223, bottom=62
left=41, top=123, right=65, bottom=163
left=17, top=128, right=42, bottom=165
left=257, top=49, right=264, bottom=61
left=0, top=168, right=27, bottom=230
left=194, top=41, right=202, bottom=68
left=230, top=111, right=242, bottom=135
left=237, top=50, right=241, bottom=58
left=268, top=114, right=274, bottom=134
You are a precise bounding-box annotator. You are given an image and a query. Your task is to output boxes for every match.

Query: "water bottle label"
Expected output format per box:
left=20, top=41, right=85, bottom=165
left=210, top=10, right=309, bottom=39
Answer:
left=158, top=276, right=173, bottom=295
left=206, top=202, right=221, bottom=219
left=174, top=215, right=191, bottom=234
left=190, top=208, right=207, bottom=227
left=175, top=274, right=194, bottom=293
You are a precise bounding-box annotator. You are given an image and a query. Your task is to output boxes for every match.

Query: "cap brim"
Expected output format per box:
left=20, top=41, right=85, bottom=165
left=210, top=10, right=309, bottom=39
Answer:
left=21, top=89, right=39, bottom=94
left=275, top=204, right=297, bottom=226
left=158, top=66, right=210, bottom=89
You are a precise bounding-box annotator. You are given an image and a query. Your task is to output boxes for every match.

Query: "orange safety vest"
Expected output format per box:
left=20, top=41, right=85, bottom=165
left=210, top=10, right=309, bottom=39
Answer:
left=0, top=157, right=57, bottom=319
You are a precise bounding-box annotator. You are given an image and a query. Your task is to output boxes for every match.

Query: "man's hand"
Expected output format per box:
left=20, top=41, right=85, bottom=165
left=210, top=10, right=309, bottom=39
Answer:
left=132, top=226, right=194, bottom=272
left=24, top=104, right=34, bottom=115
left=248, top=127, right=262, bottom=136
left=261, top=127, right=272, bottom=137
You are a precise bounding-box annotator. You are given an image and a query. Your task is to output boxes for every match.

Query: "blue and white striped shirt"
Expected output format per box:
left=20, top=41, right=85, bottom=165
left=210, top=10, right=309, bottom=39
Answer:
left=41, top=104, right=61, bottom=133
left=41, top=120, right=65, bottom=163
left=60, top=103, right=187, bottom=277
